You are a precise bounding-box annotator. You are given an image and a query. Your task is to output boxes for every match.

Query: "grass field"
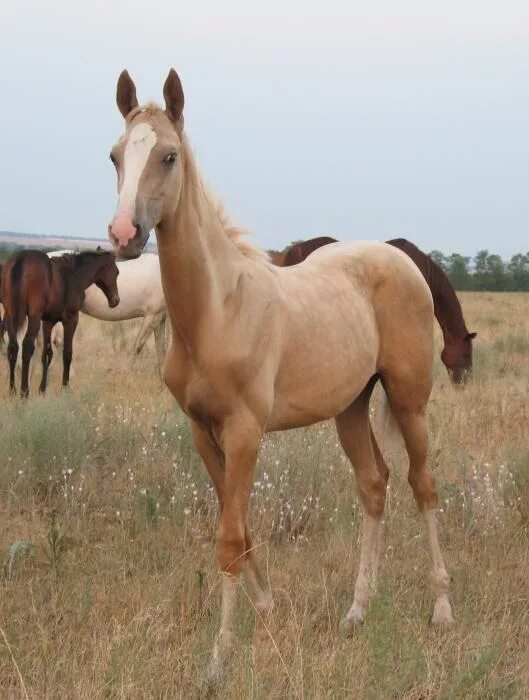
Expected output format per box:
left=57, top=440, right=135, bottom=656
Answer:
left=0, top=292, right=528, bottom=698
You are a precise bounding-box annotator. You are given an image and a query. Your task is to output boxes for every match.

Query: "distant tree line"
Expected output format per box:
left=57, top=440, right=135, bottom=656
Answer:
left=0, top=244, right=22, bottom=261
left=428, top=250, right=529, bottom=292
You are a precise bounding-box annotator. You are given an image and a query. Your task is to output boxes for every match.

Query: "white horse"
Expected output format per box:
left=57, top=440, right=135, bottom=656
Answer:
left=50, top=252, right=167, bottom=372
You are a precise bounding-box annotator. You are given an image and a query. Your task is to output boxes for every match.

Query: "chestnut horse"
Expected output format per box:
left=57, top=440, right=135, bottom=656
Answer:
left=283, top=236, right=476, bottom=384
left=2, top=250, right=119, bottom=397
left=108, top=70, right=453, bottom=680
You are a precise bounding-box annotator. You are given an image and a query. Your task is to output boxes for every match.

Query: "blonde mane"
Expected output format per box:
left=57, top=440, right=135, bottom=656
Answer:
left=130, top=104, right=271, bottom=264
left=210, top=192, right=271, bottom=264
left=179, top=132, right=271, bottom=265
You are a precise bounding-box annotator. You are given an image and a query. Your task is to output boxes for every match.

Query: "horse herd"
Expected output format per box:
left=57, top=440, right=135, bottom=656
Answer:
left=0, top=250, right=167, bottom=394
left=0, top=235, right=475, bottom=398
left=1, top=68, right=484, bottom=681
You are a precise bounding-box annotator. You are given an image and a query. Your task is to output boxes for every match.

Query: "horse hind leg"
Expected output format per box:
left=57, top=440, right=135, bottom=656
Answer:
left=336, top=378, right=389, bottom=632
left=61, top=314, right=78, bottom=388
left=382, top=371, right=454, bottom=625
left=131, top=315, right=154, bottom=357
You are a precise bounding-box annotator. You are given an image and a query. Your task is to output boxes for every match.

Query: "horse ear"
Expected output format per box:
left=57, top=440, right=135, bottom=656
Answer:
left=163, top=69, right=185, bottom=123
left=116, top=70, right=139, bottom=119
left=466, top=332, right=477, bottom=340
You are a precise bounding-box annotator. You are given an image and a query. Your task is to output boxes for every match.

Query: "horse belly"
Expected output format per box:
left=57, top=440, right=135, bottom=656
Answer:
left=267, top=350, right=376, bottom=431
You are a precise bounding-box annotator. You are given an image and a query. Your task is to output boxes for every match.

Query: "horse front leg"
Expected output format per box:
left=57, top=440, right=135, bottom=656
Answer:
left=62, top=313, right=78, bottom=388
left=191, top=420, right=272, bottom=629
left=5, top=316, right=18, bottom=395
left=39, top=320, right=55, bottom=394
left=199, top=411, right=266, bottom=684
left=20, top=315, right=41, bottom=398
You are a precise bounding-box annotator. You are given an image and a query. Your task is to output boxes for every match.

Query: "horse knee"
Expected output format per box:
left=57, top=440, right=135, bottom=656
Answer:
left=357, top=470, right=387, bottom=518
left=216, top=528, right=247, bottom=575
left=408, top=467, right=438, bottom=511
left=22, top=338, right=35, bottom=358
left=7, top=339, right=18, bottom=361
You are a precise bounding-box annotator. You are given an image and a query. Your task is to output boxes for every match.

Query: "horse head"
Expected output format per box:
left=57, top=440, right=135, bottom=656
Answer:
left=441, top=331, right=477, bottom=385
left=93, top=253, right=120, bottom=308
left=108, top=69, right=185, bottom=259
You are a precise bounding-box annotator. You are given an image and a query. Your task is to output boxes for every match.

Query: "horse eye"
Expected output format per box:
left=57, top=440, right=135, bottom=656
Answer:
left=163, top=152, right=177, bottom=166
left=109, top=153, right=117, bottom=166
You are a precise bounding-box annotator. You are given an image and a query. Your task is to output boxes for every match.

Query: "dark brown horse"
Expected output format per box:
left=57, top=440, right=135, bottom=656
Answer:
left=2, top=250, right=120, bottom=397
left=0, top=263, right=4, bottom=344
left=281, top=236, right=476, bottom=384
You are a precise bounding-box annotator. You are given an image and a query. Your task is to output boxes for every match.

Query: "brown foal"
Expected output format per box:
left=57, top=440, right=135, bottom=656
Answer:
left=2, top=250, right=119, bottom=396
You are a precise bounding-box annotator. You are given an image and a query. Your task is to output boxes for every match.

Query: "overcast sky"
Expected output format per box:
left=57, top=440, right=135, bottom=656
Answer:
left=1, top=1, right=528, bottom=256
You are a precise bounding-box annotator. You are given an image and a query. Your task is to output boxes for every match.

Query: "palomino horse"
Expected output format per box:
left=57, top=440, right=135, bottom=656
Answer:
left=49, top=252, right=167, bottom=373
left=283, top=236, right=477, bottom=384
left=108, top=70, right=454, bottom=680
left=2, top=250, right=119, bottom=396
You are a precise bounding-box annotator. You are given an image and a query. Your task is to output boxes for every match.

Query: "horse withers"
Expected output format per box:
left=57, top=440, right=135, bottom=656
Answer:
left=283, top=236, right=477, bottom=385
left=2, top=250, right=119, bottom=397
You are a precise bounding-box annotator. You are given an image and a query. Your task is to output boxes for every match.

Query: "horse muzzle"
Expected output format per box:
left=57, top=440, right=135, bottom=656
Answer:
left=448, top=367, right=471, bottom=386
left=108, top=221, right=149, bottom=260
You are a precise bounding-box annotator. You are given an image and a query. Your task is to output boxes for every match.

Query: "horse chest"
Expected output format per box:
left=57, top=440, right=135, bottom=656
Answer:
left=163, top=349, right=219, bottom=415
left=178, top=384, right=229, bottom=437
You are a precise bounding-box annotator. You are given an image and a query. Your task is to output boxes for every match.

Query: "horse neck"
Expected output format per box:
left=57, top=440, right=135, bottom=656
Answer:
left=155, top=137, right=244, bottom=347
left=66, top=259, right=105, bottom=295
left=426, top=260, right=468, bottom=344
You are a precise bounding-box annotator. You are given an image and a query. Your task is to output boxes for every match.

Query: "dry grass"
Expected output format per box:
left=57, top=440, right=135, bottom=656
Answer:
left=0, top=292, right=528, bottom=698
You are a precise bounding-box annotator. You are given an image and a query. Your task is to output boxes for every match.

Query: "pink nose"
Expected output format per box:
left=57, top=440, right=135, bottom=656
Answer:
left=109, top=211, right=137, bottom=247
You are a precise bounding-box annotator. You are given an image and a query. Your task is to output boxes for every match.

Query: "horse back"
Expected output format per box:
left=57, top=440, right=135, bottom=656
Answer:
left=2, top=251, right=56, bottom=327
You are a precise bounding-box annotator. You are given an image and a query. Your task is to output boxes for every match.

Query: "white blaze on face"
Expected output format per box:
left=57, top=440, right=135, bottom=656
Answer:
left=118, top=122, right=157, bottom=214
left=110, top=122, right=157, bottom=247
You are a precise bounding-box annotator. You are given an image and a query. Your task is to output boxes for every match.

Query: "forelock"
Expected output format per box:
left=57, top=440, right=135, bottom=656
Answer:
left=125, top=103, right=178, bottom=138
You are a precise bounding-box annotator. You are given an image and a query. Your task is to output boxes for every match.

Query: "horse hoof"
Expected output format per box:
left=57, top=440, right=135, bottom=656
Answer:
left=205, top=657, right=224, bottom=688
left=340, top=612, right=364, bottom=636
left=429, top=598, right=455, bottom=626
